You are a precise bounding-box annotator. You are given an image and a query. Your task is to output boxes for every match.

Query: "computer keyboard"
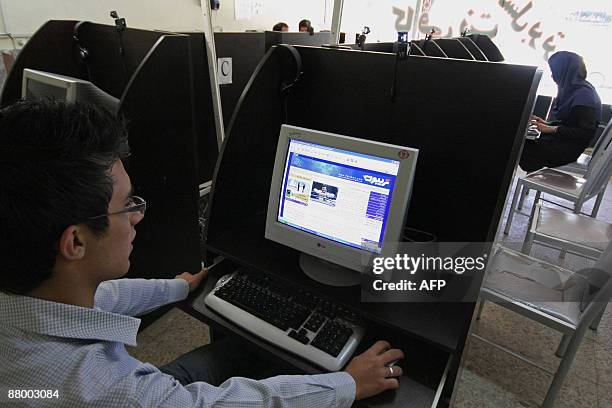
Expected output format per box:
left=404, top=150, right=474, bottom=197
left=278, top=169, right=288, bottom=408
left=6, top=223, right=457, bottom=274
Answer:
left=204, top=270, right=365, bottom=371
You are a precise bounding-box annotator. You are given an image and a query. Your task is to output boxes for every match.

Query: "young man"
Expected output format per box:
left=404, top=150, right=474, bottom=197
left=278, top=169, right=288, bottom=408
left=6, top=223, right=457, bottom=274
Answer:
left=0, top=100, right=404, bottom=407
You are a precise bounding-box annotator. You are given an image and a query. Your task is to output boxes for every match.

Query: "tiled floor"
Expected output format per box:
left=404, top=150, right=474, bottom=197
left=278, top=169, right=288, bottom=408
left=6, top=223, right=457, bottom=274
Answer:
left=454, top=172, right=612, bottom=408
left=128, top=174, right=612, bottom=407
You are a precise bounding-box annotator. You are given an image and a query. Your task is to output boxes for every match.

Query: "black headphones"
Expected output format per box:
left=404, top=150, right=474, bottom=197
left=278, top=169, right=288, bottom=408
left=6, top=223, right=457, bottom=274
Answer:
left=278, top=44, right=303, bottom=96
left=73, top=21, right=93, bottom=80
left=73, top=21, right=91, bottom=61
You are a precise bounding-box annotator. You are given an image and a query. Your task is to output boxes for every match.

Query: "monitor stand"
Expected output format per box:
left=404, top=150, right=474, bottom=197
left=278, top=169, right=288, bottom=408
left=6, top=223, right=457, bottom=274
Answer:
left=299, top=253, right=361, bottom=287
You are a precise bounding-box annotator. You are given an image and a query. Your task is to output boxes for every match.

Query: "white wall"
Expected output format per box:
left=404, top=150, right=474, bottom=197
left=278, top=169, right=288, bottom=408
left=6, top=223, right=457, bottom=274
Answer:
left=0, top=0, right=331, bottom=47
left=210, top=0, right=332, bottom=32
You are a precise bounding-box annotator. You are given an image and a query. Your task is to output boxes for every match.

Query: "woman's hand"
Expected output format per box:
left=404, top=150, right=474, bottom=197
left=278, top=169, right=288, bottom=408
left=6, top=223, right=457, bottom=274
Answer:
left=534, top=121, right=558, bottom=134
left=530, top=115, right=546, bottom=125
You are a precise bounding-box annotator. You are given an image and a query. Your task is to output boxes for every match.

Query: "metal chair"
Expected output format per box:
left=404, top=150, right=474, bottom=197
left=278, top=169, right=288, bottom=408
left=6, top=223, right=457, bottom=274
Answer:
left=520, top=203, right=612, bottom=329
left=504, top=122, right=612, bottom=235
left=522, top=203, right=612, bottom=259
left=476, top=242, right=612, bottom=408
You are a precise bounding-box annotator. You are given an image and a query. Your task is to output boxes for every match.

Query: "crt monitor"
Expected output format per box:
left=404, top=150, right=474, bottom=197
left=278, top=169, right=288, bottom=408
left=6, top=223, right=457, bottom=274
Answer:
left=22, top=69, right=119, bottom=113
left=266, top=125, right=418, bottom=286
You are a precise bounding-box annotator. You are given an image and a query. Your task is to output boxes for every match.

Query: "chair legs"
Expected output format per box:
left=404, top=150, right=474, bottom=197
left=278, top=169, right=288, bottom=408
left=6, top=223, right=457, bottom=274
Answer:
left=526, top=191, right=541, bottom=235
left=518, top=185, right=529, bottom=210
left=589, top=306, right=606, bottom=331
left=521, top=229, right=535, bottom=255
left=543, top=333, right=582, bottom=408
left=591, top=191, right=605, bottom=218
left=504, top=179, right=523, bottom=235
left=476, top=300, right=485, bottom=320
left=555, top=334, right=570, bottom=357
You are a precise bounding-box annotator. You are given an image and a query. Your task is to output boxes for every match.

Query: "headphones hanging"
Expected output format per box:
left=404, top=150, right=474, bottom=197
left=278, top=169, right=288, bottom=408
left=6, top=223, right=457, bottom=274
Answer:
left=278, top=44, right=303, bottom=97
left=73, top=21, right=92, bottom=80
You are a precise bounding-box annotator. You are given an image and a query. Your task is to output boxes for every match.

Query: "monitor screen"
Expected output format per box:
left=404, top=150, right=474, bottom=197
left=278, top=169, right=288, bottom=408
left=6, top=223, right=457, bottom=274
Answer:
left=277, top=140, right=400, bottom=254
left=24, top=78, right=69, bottom=101
left=22, top=69, right=119, bottom=114
left=266, top=125, right=418, bottom=285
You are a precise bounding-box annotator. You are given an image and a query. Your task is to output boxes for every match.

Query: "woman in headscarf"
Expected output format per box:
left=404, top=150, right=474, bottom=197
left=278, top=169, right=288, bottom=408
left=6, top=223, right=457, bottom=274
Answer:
left=519, top=51, right=602, bottom=172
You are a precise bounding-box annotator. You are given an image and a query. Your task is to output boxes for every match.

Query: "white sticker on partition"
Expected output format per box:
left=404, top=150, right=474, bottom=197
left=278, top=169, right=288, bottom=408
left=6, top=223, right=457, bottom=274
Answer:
left=217, top=58, right=232, bottom=85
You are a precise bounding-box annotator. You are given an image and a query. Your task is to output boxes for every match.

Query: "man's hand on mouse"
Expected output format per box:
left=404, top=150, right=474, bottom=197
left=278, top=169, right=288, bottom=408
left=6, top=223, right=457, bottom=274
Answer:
left=345, top=340, right=404, bottom=400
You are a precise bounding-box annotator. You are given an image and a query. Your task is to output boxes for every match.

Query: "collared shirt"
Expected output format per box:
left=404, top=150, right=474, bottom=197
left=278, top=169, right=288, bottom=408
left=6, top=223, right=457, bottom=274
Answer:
left=0, top=278, right=355, bottom=407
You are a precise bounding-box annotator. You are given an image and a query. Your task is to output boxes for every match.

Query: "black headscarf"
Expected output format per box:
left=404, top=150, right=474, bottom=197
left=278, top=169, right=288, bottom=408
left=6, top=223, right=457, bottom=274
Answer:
left=548, top=51, right=602, bottom=122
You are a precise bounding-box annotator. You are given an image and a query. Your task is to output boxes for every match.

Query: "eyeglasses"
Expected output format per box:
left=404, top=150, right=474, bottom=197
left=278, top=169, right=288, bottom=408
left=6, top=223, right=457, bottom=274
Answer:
left=89, top=195, right=147, bottom=220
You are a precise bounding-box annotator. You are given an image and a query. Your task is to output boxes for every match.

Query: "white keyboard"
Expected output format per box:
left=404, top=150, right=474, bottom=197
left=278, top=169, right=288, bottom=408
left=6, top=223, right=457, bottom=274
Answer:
left=204, top=271, right=365, bottom=371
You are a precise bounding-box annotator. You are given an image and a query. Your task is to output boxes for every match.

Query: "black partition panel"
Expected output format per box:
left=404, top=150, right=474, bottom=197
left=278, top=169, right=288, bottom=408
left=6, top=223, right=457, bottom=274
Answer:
left=456, top=37, right=488, bottom=61
left=2, top=21, right=217, bottom=186
left=467, top=34, right=504, bottom=62
left=215, top=33, right=267, bottom=128
left=206, top=45, right=539, bottom=402
left=265, top=31, right=332, bottom=51
left=0, top=20, right=81, bottom=105
left=210, top=44, right=539, bottom=248
left=120, top=35, right=201, bottom=279
left=292, top=48, right=539, bottom=243
left=1, top=21, right=207, bottom=281
left=434, top=39, right=474, bottom=60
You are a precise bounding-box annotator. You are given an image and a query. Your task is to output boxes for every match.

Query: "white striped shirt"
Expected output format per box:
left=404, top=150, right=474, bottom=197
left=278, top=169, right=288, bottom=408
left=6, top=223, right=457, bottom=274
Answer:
left=0, top=278, right=355, bottom=407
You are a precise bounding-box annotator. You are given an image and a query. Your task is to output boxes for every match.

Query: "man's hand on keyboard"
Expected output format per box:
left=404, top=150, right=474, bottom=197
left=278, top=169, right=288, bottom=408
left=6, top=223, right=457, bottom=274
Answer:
left=344, top=340, right=404, bottom=400
left=176, top=268, right=209, bottom=292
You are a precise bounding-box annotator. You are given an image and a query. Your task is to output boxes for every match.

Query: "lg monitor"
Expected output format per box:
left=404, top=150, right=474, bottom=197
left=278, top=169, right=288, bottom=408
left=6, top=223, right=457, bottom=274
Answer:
left=22, top=69, right=119, bottom=113
left=266, top=125, right=418, bottom=286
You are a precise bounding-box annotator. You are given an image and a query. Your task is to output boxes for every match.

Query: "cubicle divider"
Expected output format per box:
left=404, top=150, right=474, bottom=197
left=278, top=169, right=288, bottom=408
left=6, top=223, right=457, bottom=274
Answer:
left=1, top=20, right=207, bottom=280
left=214, top=31, right=334, bottom=128
left=200, top=45, right=540, bottom=406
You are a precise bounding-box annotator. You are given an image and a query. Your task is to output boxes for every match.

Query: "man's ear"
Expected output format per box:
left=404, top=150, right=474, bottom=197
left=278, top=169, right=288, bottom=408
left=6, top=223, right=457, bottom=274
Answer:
left=57, top=225, right=87, bottom=260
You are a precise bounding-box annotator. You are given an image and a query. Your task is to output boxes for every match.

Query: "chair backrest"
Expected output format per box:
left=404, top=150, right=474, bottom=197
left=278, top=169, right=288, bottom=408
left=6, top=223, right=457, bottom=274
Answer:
left=588, top=118, right=612, bottom=170
left=581, top=119, right=612, bottom=199
left=576, top=240, right=612, bottom=330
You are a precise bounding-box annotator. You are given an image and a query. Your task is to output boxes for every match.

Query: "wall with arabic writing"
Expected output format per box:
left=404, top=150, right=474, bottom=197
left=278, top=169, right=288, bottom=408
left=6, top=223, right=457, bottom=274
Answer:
left=341, top=0, right=612, bottom=103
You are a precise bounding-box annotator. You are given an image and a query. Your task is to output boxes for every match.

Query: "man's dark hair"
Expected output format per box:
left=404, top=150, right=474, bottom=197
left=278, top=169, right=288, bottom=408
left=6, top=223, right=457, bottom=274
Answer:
left=272, top=22, right=288, bottom=32
left=298, top=19, right=311, bottom=30
left=0, top=100, right=129, bottom=294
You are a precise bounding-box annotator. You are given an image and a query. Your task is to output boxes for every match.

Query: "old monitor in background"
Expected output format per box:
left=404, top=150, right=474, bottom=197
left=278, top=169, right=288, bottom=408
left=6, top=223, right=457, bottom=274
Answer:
left=22, top=69, right=119, bottom=113
left=266, top=124, right=418, bottom=286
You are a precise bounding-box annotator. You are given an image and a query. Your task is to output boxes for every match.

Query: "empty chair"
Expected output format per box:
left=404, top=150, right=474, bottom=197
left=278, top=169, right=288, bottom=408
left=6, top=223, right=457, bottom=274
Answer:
left=523, top=203, right=612, bottom=260
left=504, top=122, right=612, bottom=234
left=477, top=241, right=612, bottom=408
left=433, top=39, right=474, bottom=60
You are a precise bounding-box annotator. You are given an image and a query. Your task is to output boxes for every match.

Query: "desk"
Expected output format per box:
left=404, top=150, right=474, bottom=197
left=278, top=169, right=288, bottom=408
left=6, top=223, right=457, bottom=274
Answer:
left=187, top=45, right=539, bottom=407
left=183, top=215, right=472, bottom=407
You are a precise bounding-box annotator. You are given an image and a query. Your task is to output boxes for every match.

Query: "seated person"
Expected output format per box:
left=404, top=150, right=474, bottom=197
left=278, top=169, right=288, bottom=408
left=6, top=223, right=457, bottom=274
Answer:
left=273, top=22, right=289, bottom=32
left=0, top=100, right=404, bottom=407
left=299, top=19, right=313, bottom=33
left=520, top=51, right=601, bottom=173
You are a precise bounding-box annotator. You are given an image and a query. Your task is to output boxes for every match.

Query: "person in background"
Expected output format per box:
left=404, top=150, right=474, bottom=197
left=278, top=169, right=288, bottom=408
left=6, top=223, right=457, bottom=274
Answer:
left=0, top=100, right=404, bottom=407
left=520, top=51, right=602, bottom=172
left=299, top=19, right=313, bottom=33
left=272, top=22, right=288, bottom=32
